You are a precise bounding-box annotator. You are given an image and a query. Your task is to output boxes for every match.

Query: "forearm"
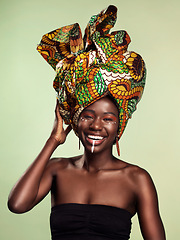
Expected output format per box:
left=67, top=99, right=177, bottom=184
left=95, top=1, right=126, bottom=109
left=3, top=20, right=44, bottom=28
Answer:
left=141, top=219, right=166, bottom=240
left=8, top=137, right=59, bottom=213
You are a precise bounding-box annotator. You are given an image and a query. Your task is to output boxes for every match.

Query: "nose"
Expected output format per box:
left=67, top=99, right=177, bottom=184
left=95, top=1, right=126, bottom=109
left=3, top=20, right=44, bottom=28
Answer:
left=89, top=117, right=102, bottom=131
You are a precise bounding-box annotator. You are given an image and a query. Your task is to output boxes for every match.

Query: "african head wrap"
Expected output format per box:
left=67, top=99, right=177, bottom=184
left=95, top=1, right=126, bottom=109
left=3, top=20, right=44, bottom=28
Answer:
left=37, top=5, right=146, bottom=139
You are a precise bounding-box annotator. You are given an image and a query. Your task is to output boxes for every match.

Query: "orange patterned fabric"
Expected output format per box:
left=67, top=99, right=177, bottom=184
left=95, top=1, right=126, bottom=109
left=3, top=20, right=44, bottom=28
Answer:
left=37, top=5, right=146, bottom=138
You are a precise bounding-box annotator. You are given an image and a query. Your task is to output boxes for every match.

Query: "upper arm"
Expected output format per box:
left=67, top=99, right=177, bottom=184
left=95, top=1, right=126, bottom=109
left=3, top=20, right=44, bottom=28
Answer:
left=31, top=159, right=57, bottom=208
left=135, top=169, right=166, bottom=240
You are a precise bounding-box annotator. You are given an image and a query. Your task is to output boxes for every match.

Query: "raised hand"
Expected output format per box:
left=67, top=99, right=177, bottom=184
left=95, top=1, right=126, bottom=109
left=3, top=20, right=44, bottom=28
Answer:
left=50, top=100, right=72, bottom=145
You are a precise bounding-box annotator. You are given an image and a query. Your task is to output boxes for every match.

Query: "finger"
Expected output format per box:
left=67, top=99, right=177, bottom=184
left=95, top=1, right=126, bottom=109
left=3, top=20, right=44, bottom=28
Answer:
left=64, top=125, right=72, bottom=136
left=55, top=100, right=61, bottom=118
left=55, top=99, right=59, bottom=108
left=55, top=99, right=59, bottom=110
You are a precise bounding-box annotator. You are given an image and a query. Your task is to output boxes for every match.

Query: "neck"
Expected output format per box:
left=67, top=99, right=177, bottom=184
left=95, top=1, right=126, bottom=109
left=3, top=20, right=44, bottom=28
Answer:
left=82, top=147, right=116, bottom=172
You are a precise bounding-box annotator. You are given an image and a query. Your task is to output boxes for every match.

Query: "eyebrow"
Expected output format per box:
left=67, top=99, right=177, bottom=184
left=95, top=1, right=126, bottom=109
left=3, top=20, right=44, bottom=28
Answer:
left=103, top=112, right=117, bottom=117
left=82, top=109, right=95, bottom=114
left=83, top=109, right=117, bottom=117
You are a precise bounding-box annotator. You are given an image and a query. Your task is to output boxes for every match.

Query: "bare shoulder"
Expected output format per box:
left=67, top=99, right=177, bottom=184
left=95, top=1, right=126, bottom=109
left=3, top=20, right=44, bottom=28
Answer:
left=47, top=155, right=83, bottom=174
left=126, top=164, right=157, bottom=200
left=126, top=164, right=152, bottom=180
left=119, top=161, right=155, bottom=190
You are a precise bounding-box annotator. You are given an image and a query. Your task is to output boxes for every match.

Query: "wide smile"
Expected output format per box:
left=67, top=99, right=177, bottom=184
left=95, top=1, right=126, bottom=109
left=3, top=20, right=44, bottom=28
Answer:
left=85, top=134, right=106, bottom=145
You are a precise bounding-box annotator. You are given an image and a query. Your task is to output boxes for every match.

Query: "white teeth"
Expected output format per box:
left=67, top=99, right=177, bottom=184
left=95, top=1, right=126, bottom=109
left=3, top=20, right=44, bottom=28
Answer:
left=88, top=135, right=104, bottom=140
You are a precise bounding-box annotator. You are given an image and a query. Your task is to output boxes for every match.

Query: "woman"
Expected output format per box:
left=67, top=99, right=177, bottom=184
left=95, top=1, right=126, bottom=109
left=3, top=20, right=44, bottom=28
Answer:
left=8, top=5, right=166, bottom=240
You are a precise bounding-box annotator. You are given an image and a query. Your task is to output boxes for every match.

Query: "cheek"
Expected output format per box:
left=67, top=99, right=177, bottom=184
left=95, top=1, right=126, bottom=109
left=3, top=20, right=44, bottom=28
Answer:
left=106, top=124, right=119, bottom=136
left=77, top=121, right=87, bottom=135
left=77, top=120, right=84, bottom=129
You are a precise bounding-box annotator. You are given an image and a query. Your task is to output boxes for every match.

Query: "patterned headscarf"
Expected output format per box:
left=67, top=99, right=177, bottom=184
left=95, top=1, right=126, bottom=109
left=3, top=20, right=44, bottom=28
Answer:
left=37, top=5, right=146, bottom=139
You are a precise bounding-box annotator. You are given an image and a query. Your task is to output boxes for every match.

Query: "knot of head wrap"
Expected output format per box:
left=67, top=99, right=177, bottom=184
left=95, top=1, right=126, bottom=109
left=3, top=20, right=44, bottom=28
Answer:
left=37, top=5, right=146, bottom=139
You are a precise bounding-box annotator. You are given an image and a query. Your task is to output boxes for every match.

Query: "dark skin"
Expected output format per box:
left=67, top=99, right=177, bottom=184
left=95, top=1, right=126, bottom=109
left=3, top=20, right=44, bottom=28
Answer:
left=8, top=97, right=166, bottom=240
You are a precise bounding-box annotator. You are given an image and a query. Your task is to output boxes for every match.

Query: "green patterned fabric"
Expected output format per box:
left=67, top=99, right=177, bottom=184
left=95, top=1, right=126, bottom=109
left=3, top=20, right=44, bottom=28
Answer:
left=37, top=5, right=146, bottom=138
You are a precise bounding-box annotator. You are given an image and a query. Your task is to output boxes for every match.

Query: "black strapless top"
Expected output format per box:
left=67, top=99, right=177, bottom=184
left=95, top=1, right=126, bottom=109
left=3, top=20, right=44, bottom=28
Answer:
left=50, top=203, right=132, bottom=240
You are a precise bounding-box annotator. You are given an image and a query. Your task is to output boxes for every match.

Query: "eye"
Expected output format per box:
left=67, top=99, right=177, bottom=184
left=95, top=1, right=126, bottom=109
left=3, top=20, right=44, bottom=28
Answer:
left=103, top=118, right=113, bottom=122
left=80, top=114, right=94, bottom=121
left=103, top=116, right=117, bottom=124
left=84, top=115, right=93, bottom=119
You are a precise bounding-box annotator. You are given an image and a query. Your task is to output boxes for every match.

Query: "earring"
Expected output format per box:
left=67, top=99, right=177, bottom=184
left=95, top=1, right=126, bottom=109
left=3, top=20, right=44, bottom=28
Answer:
left=79, top=139, right=81, bottom=150
left=116, top=137, right=120, bottom=156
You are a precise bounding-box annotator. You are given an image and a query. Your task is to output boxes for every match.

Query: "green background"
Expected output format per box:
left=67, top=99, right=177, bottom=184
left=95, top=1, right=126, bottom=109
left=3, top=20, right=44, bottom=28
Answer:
left=1, top=0, right=179, bottom=239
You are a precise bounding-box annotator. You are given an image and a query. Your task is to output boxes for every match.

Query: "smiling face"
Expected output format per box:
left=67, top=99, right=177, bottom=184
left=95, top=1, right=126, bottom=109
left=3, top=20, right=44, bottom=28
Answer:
left=77, top=96, right=119, bottom=154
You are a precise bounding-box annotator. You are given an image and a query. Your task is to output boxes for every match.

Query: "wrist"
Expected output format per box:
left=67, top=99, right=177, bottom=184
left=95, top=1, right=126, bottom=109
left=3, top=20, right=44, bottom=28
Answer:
left=46, top=136, right=60, bottom=148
